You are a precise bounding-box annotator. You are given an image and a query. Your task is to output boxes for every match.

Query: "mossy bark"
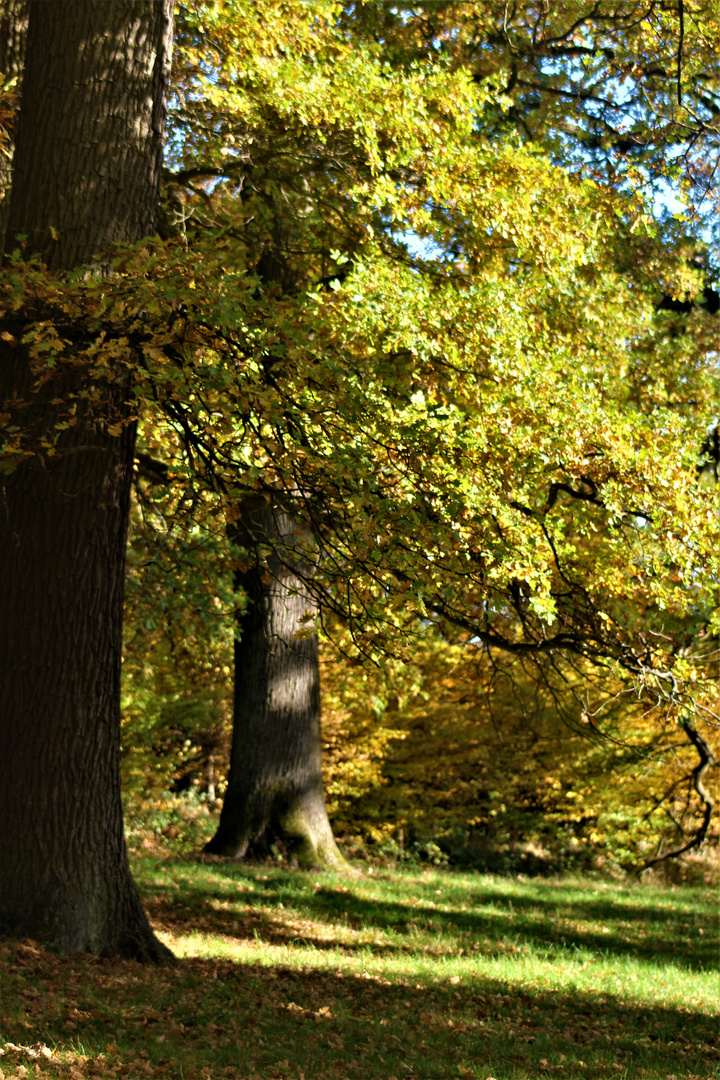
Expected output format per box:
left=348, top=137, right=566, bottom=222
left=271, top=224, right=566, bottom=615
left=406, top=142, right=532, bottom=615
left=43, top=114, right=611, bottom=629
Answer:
left=205, top=500, right=345, bottom=870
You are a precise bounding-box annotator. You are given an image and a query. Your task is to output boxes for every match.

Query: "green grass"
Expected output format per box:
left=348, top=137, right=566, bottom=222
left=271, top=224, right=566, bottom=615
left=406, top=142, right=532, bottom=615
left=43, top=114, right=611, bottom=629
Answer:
left=1, top=856, right=718, bottom=1079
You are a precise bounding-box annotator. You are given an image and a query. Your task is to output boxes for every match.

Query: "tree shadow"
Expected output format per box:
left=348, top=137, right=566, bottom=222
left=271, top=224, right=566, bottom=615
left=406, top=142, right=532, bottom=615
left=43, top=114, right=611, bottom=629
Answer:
left=144, top=893, right=459, bottom=958
left=155, top=865, right=716, bottom=972
left=0, top=939, right=717, bottom=1080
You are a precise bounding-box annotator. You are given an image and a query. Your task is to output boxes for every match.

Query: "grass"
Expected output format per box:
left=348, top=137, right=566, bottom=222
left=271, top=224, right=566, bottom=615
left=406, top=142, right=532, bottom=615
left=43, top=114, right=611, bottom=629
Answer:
left=0, top=855, right=718, bottom=1080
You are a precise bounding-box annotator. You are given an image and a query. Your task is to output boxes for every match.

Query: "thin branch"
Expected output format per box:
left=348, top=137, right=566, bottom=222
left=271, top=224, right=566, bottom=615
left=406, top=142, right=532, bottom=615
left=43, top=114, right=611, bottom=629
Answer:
left=641, top=720, right=716, bottom=872
left=677, top=0, right=685, bottom=107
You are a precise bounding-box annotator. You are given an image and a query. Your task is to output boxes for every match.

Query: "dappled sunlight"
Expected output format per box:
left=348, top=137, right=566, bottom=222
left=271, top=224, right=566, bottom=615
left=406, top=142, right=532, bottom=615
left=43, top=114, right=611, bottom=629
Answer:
left=1, top=856, right=718, bottom=1078
left=1, top=903, right=717, bottom=1080
left=142, top=861, right=718, bottom=980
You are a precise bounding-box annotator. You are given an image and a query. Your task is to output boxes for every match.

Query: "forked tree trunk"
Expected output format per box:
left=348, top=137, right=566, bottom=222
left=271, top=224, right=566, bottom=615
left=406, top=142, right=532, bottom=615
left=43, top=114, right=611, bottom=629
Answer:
left=0, top=0, right=173, bottom=961
left=205, top=501, right=345, bottom=869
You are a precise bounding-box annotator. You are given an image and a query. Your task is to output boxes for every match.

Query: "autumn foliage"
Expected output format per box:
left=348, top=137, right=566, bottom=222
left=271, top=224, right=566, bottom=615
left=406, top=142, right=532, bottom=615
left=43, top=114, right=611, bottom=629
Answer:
left=2, top=0, right=719, bottom=874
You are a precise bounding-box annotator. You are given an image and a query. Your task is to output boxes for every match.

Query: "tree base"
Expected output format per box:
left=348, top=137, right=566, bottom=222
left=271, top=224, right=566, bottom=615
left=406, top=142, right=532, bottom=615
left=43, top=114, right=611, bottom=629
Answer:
left=0, top=849, right=175, bottom=966
left=205, top=793, right=348, bottom=871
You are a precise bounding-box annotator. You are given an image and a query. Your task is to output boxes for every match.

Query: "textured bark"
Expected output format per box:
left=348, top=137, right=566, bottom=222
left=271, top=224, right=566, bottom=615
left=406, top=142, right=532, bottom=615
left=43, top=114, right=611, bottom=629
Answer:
left=0, top=0, right=27, bottom=248
left=0, top=0, right=173, bottom=961
left=0, top=0, right=26, bottom=81
left=5, top=1, right=169, bottom=269
left=205, top=502, right=345, bottom=869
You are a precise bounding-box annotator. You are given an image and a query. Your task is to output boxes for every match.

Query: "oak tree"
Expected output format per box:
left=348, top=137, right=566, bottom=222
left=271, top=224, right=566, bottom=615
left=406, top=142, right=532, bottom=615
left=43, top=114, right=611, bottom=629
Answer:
left=157, top=0, right=718, bottom=829
left=205, top=500, right=344, bottom=866
left=0, top=0, right=174, bottom=961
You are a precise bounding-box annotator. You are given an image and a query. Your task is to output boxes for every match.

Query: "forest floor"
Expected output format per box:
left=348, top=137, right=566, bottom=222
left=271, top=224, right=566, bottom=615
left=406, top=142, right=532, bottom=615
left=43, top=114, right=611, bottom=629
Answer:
left=0, top=855, right=717, bottom=1080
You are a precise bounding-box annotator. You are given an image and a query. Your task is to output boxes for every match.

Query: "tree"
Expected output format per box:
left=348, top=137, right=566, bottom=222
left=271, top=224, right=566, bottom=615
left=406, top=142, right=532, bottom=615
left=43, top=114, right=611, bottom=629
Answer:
left=200, top=166, right=345, bottom=864
left=205, top=500, right=345, bottom=866
left=120, top=0, right=717, bottom=861
left=0, top=0, right=27, bottom=248
left=122, top=452, right=345, bottom=867
left=6, top=0, right=715, bottom=876
left=151, top=4, right=360, bottom=865
left=0, top=0, right=174, bottom=961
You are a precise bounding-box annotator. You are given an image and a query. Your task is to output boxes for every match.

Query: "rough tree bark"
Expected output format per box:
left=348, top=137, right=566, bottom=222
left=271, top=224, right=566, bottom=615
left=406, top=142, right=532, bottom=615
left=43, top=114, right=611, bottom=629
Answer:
left=0, top=0, right=27, bottom=248
left=0, top=0, right=174, bottom=961
left=205, top=500, right=345, bottom=869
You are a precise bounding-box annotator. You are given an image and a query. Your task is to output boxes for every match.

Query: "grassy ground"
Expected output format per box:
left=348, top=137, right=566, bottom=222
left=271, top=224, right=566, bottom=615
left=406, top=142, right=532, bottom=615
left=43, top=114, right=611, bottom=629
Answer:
left=0, top=856, right=717, bottom=1080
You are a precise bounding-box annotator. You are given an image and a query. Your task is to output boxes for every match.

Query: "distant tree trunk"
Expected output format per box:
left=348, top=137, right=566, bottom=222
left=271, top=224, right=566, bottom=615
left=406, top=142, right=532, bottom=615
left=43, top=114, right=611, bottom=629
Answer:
left=205, top=501, right=345, bottom=869
left=0, top=0, right=28, bottom=248
left=0, top=0, right=173, bottom=961
left=0, top=0, right=26, bottom=87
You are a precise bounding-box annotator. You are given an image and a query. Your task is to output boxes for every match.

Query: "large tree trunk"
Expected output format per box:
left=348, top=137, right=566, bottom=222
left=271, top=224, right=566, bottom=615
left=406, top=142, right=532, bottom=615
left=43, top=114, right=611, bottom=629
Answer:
left=0, top=0, right=173, bottom=961
left=205, top=501, right=345, bottom=869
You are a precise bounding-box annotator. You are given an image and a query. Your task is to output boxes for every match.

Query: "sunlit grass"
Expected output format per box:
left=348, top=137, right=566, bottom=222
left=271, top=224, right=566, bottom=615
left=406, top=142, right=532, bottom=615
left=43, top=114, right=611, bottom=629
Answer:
left=149, top=861, right=718, bottom=1004
left=1, top=856, right=717, bottom=1080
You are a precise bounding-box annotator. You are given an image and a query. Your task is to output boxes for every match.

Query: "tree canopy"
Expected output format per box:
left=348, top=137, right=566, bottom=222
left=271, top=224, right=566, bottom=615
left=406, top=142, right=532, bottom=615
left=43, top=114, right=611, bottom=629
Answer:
left=2, top=0, right=718, bottom=869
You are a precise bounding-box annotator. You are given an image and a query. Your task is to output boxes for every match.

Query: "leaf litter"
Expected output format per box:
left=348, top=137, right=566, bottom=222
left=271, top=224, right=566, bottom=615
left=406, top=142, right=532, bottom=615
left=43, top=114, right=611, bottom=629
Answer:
left=0, top=862, right=718, bottom=1080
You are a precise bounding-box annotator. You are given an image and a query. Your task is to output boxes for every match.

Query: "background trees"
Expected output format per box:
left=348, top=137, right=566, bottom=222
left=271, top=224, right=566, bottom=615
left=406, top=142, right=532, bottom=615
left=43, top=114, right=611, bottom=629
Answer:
left=121, top=0, right=718, bottom=869
left=321, top=628, right=719, bottom=872
left=1, top=0, right=717, bottom=930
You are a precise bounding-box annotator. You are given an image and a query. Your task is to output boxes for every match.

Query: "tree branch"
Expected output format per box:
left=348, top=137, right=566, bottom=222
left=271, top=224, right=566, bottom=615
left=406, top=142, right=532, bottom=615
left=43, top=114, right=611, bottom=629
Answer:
left=677, top=0, right=685, bottom=107
left=641, top=719, right=716, bottom=872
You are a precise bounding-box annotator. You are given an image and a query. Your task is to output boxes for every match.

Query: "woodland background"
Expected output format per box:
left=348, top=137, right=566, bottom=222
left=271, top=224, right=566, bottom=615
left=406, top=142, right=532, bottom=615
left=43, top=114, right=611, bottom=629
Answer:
left=122, top=582, right=720, bottom=878
left=110, top=0, right=720, bottom=880
left=2, top=0, right=720, bottom=895
left=0, top=12, right=717, bottom=1076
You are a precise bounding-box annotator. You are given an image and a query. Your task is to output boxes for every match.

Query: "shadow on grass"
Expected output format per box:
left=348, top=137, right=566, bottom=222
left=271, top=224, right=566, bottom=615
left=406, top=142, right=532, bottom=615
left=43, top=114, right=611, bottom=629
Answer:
left=144, top=863, right=718, bottom=972
left=0, top=939, right=717, bottom=1080
left=144, top=894, right=467, bottom=961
